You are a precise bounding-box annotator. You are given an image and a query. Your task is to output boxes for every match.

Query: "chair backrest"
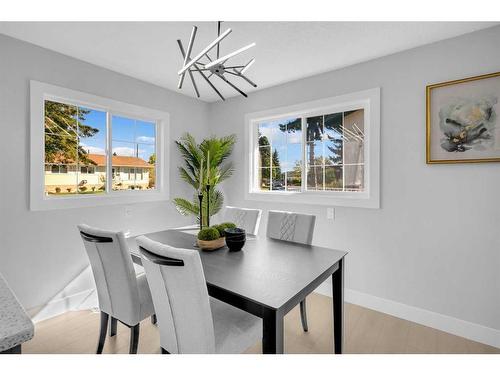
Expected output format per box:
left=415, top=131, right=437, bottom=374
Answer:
left=266, top=210, right=316, bottom=245
left=136, top=235, right=215, bottom=354
left=223, top=206, right=262, bottom=235
left=77, top=224, right=141, bottom=325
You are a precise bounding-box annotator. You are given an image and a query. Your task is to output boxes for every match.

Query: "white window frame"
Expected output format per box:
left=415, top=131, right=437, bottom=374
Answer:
left=30, top=80, right=170, bottom=211
left=245, top=88, right=380, bottom=208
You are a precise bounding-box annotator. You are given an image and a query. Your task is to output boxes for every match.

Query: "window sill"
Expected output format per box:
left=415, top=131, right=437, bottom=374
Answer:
left=245, top=190, right=379, bottom=209
left=31, top=190, right=169, bottom=211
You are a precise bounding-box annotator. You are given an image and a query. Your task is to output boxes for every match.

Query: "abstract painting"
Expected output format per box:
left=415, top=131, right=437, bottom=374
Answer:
left=426, top=71, right=500, bottom=163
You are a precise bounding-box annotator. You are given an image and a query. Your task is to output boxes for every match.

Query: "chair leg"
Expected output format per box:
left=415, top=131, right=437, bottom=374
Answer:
left=161, top=347, right=170, bottom=354
left=109, top=317, right=117, bottom=337
left=151, top=314, right=157, bottom=325
left=97, top=311, right=109, bottom=354
left=300, top=299, right=309, bottom=332
left=129, top=323, right=140, bottom=354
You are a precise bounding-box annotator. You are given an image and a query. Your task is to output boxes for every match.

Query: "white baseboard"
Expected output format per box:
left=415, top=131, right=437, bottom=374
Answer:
left=315, top=281, right=500, bottom=349
left=27, top=288, right=98, bottom=323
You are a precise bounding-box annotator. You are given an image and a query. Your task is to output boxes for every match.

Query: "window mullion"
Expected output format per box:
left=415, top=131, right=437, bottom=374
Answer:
left=301, top=117, right=306, bottom=193
left=284, top=126, right=288, bottom=192
left=342, top=112, right=345, bottom=192
left=106, top=112, right=112, bottom=193
left=76, top=106, right=80, bottom=194
left=322, top=115, right=326, bottom=191
left=269, top=138, right=273, bottom=191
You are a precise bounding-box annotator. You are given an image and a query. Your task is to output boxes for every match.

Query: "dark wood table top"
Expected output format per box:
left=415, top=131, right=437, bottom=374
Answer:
left=128, top=228, right=347, bottom=311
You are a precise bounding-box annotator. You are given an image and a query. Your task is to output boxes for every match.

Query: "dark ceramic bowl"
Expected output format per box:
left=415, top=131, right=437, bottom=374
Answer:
left=224, top=227, right=246, bottom=237
left=226, top=234, right=247, bottom=241
left=224, top=228, right=246, bottom=251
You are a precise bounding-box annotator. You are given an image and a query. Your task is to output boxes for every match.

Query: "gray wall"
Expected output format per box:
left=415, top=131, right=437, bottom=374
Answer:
left=208, top=26, right=500, bottom=330
left=0, top=34, right=209, bottom=314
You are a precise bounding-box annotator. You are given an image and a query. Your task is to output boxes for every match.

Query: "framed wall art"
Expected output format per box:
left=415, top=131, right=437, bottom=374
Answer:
left=426, top=71, right=500, bottom=164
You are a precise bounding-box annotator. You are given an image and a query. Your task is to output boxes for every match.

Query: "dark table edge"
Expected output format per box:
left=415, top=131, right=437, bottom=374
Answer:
left=280, top=258, right=342, bottom=316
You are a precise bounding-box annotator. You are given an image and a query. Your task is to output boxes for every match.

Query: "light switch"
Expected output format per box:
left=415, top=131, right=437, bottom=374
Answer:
left=327, top=207, right=335, bottom=220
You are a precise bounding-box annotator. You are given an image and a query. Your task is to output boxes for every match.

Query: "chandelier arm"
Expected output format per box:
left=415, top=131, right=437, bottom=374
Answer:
left=215, top=73, right=247, bottom=98
left=177, top=40, right=187, bottom=89
left=188, top=69, right=200, bottom=98
left=193, top=69, right=225, bottom=101
left=230, top=70, right=258, bottom=88
left=177, top=26, right=198, bottom=89
left=178, top=28, right=232, bottom=75
left=241, top=58, right=255, bottom=74
left=205, top=43, right=256, bottom=70
left=217, top=21, right=221, bottom=59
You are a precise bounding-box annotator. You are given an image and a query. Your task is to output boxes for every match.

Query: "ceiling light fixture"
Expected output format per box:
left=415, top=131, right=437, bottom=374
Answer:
left=176, top=21, right=257, bottom=101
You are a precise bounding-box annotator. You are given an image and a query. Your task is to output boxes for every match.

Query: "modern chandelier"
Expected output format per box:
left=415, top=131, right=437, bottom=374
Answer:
left=176, top=21, right=256, bottom=101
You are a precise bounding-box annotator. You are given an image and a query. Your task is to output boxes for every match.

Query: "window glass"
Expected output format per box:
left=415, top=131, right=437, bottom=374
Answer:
left=255, top=109, right=365, bottom=193
left=257, top=117, right=301, bottom=192
left=111, top=115, right=156, bottom=191
left=44, top=100, right=157, bottom=197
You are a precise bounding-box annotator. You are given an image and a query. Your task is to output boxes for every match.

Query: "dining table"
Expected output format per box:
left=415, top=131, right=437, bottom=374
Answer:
left=127, top=227, right=347, bottom=354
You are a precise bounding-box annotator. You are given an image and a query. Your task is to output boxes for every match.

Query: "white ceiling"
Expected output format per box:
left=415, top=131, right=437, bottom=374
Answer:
left=0, top=22, right=496, bottom=102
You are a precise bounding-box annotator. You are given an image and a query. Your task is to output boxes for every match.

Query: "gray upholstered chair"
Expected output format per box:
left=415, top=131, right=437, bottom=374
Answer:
left=266, top=210, right=316, bottom=332
left=78, top=224, right=155, bottom=354
left=137, top=235, right=262, bottom=354
left=223, top=206, right=262, bottom=236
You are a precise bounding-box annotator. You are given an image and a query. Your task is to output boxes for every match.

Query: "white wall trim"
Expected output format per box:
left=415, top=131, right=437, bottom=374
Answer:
left=27, top=288, right=98, bottom=323
left=315, top=281, right=500, bottom=349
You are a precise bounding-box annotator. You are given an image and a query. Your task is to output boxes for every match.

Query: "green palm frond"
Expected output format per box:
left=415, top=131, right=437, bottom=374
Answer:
left=178, top=167, right=197, bottom=188
left=218, top=162, right=234, bottom=182
left=173, top=198, right=199, bottom=216
left=208, top=188, right=224, bottom=216
left=173, top=132, right=236, bottom=221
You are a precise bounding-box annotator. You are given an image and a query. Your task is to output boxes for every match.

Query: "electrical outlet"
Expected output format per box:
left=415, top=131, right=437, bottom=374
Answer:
left=326, top=207, right=335, bottom=220
left=125, top=206, right=132, bottom=218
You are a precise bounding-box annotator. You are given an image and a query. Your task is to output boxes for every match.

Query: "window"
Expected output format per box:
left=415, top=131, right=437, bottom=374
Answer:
left=246, top=88, right=380, bottom=208
left=31, top=81, right=169, bottom=210
left=111, top=115, right=156, bottom=191
left=80, top=166, right=95, bottom=174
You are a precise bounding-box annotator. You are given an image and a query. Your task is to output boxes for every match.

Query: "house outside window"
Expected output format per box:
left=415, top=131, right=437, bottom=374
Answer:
left=245, top=88, right=380, bottom=208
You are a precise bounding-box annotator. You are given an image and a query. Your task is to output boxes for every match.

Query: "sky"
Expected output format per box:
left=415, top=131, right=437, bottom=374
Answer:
left=258, top=116, right=343, bottom=171
left=79, top=108, right=156, bottom=162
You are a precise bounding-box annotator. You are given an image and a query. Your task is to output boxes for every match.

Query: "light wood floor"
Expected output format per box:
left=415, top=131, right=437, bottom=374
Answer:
left=23, top=293, right=499, bottom=354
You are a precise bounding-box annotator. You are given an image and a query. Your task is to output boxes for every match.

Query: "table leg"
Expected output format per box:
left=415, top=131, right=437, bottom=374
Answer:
left=332, top=258, right=344, bottom=354
left=262, top=308, right=284, bottom=354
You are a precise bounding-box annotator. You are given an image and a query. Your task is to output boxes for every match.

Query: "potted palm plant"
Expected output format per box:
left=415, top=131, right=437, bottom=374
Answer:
left=173, top=133, right=236, bottom=227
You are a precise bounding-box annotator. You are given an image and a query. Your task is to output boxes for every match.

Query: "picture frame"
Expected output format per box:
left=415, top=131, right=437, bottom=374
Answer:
left=426, top=71, right=500, bottom=164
